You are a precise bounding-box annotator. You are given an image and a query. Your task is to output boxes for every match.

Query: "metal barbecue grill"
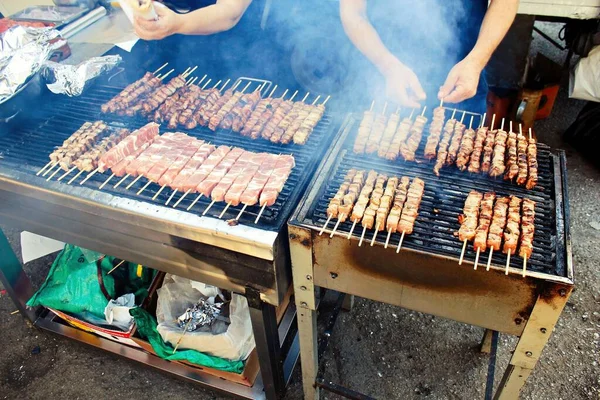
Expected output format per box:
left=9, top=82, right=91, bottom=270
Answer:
left=0, top=73, right=340, bottom=400
left=288, top=112, right=573, bottom=400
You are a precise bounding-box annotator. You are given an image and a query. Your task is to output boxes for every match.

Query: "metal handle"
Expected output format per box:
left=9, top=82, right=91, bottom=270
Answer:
left=516, top=99, right=528, bottom=123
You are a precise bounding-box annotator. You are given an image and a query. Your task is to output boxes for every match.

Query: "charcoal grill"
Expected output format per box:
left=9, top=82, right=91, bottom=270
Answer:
left=288, top=112, right=574, bottom=400
left=0, top=72, right=339, bottom=400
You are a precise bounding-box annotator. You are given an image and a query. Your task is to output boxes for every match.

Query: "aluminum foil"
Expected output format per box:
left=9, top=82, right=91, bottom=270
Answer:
left=177, top=297, right=229, bottom=332
left=43, top=55, right=121, bottom=96
left=0, top=25, right=60, bottom=103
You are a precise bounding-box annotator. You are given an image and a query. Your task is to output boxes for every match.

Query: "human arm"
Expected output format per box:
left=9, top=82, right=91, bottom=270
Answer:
left=134, top=0, right=252, bottom=40
left=439, top=0, right=519, bottom=103
left=339, top=0, right=426, bottom=107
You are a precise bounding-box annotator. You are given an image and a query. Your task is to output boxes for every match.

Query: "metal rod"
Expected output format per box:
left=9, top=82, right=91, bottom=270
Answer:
left=165, top=189, right=178, bottom=206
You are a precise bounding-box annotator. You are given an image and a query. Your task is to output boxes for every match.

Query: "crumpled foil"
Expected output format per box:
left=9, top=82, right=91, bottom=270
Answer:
left=0, top=25, right=59, bottom=103
left=43, top=55, right=121, bottom=96
left=177, top=296, right=228, bottom=332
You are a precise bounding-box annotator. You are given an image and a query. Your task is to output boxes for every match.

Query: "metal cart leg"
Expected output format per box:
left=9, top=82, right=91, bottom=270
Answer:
left=289, top=226, right=319, bottom=400
left=480, top=329, right=494, bottom=354
left=342, top=294, right=355, bottom=311
left=494, top=283, right=572, bottom=400
left=0, top=228, right=38, bottom=322
left=247, top=287, right=285, bottom=400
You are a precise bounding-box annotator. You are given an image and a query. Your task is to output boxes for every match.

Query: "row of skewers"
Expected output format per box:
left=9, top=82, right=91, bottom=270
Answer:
left=320, top=169, right=425, bottom=252
left=37, top=121, right=295, bottom=224
left=353, top=102, right=539, bottom=190
left=101, top=63, right=329, bottom=146
left=456, top=190, right=536, bottom=276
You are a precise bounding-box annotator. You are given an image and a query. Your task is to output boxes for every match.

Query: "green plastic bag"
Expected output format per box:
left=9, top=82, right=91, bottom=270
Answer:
left=130, top=308, right=244, bottom=373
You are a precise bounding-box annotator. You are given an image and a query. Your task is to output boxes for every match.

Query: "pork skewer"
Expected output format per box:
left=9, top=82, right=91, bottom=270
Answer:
left=377, top=107, right=400, bottom=158
left=516, top=124, right=529, bottom=186
left=489, top=119, right=508, bottom=178
left=504, top=121, right=519, bottom=181
left=371, top=176, right=397, bottom=246
left=455, top=116, right=476, bottom=171
left=261, top=91, right=298, bottom=141
left=270, top=93, right=310, bottom=143
left=445, top=111, right=466, bottom=166
left=399, top=107, right=427, bottom=161
left=240, top=85, right=278, bottom=136
left=209, top=81, right=252, bottom=130
left=472, top=192, right=495, bottom=270
left=433, top=110, right=457, bottom=176
left=347, top=170, right=378, bottom=239
left=247, top=89, right=289, bottom=140
left=359, top=174, right=387, bottom=246
left=457, top=190, right=483, bottom=264
left=292, top=95, right=328, bottom=145
left=525, top=128, right=538, bottom=190
left=255, top=155, right=296, bottom=223
left=485, top=196, right=509, bottom=270
left=365, top=103, right=388, bottom=155
left=467, top=113, right=488, bottom=173
left=423, top=107, right=445, bottom=160
left=386, top=111, right=414, bottom=161
left=480, top=114, right=497, bottom=174
left=503, top=195, right=522, bottom=275
left=353, top=101, right=375, bottom=154
left=334, top=170, right=366, bottom=238
left=395, top=177, right=425, bottom=253
left=519, top=198, right=536, bottom=277
left=321, top=169, right=358, bottom=235
left=385, top=176, right=410, bottom=248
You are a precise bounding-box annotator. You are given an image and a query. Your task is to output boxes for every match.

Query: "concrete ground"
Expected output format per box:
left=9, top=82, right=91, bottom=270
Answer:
left=1, top=22, right=599, bottom=400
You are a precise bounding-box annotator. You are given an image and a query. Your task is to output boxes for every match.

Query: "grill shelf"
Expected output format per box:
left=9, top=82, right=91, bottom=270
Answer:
left=304, top=113, right=566, bottom=277
left=0, top=78, right=338, bottom=232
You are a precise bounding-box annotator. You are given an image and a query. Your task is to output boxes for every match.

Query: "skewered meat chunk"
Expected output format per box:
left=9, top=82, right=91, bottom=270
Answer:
left=259, top=155, right=296, bottom=207
left=181, top=145, right=231, bottom=193
left=209, top=90, right=244, bottom=130
left=516, top=132, right=529, bottom=185
left=354, top=111, right=375, bottom=154
left=327, top=169, right=358, bottom=218
left=504, top=130, right=519, bottom=180
left=386, top=176, right=410, bottom=233
left=239, top=154, right=280, bottom=205
left=200, top=88, right=234, bottom=126
left=111, top=141, right=152, bottom=177
left=51, top=121, right=107, bottom=168
left=526, top=137, right=538, bottom=190
left=519, top=199, right=536, bottom=258
left=480, top=129, right=497, bottom=174
left=361, top=174, right=388, bottom=229
left=338, top=170, right=366, bottom=220
left=271, top=101, right=303, bottom=143
left=456, top=124, right=477, bottom=171
left=102, top=72, right=153, bottom=113
left=386, top=117, right=412, bottom=160
left=350, top=170, right=378, bottom=222
left=446, top=118, right=465, bottom=166
left=242, top=97, right=273, bottom=136
left=196, top=148, right=245, bottom=197
left=249, top=98, right=284, bottom=140
left=486, top=196, right=509, bottom=251
left=280, top=103, right=311, bottom=144
left=170, top=143, right=216, bottom=191
left=467, top=127, right=488, bottom=173
left=224, top=152, right=268, bottom=206
left=140, top=75, right=187, bottom=116
left=457, top=190, right=483, bottom=241
left=365, top=113, right=387, bottom=154
left=375, top=177, right=397, bottom=232
left=502, top=196, right=521, bottom=255
left=473, top=192, right=496, bottom=251
left=232, top=90, right=262, bottom=132
left=433, top=119, right=456, bottom=176
left=262, top=100, right=294, bottom=141
left=400, top=115, right=427, bottom=161
left=424, top=107, right=445, bottom=159
left=293, top=103, right=325, bottom=145
left=158, top=139, right=205, bottom=187
left=210, top=151, right=255, bottom=202
left=397, top=177, right=424, bottom=234
left=489, top=128, right=508, bottom=177
left=74, top=128, right=130, bottom=172
left=194, top=88, right=222, bottom=126
left=378, top=113, right=400, bottom=158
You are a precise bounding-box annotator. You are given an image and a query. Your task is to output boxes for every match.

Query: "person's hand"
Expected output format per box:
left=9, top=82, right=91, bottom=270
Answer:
left=438, top=57, right=484, bottom=103
left=133, top=3, right=180, bottom=41
left=382, top=59, right=426, bottom=108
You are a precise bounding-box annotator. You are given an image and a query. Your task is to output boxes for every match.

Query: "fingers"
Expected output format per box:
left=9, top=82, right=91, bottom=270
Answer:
left=387, top=84, right=421, bottom=108
left=438, top=70, right=459, bottom=100
left=443, top=84, right=475, bottom=103
left=408, top=76, right=427, bottom=102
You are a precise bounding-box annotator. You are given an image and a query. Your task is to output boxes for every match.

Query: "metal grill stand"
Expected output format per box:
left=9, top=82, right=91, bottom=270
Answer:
left=287, top=114, right=574, bottom=400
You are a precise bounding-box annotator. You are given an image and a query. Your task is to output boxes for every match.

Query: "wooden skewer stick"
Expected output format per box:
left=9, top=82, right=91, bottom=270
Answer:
left=186, top=76, right=195, bottom=85
left=211, top=79, right=222, bottom=89
left=509, top=120, right=513, bottom=133
left=370, top=230, right=378, bottom=246
left=107, top=259, right=126, bottom=275
left=347, top=220, right=357, bottom=239
left=358, top=227, right=367, bottom=247
left=490, top=114, right=496, bottom=130
left=486, top=248, right=493, bottom=271
left=187, top=194, right=202, bottom=211
left=37, top=160, right=53, bottom=176
left=254, top=205, right=266, bottom=224
left=480, top=112, right=487, bottom=128
left=80, top=168, right=99, bottom=185
left=220, top=79, right=232, bottom=91
left=279, top=89, right=289, bottom=99
left=522, top=257, right=528, bottom=277
left=197, top=74, right=207, bottom=85
left=173, top=189, right=190, bottom=208
left=469, top=115, right=474, bottom=130
left=382, top=102, right=388, bottom=114
left=184, top=66, right=198, bottom=78
left=58, top=166, right=76, bottom=181
left=268, top=84, right=278, bottom=97
left=450, top=108, right=457, bottom=120
left=329, top=215, right=344, bottom=238
left=201, top=79, right=212, bottom=89
left=369, top=100, right=375, bottom=112
left=159, top=69, right=174, bottom=81
left=173, top=318, right=193, bottom=354
left=202, top=200, right=216, bottom=216
left=219, top=203, right=231, bottom=219
left=500, top=118, right=505, bottom=131
left=440, top=98, right=444, bottom=108
left=528, top=127, right=533, bottom=140
left=125, top=175, right=142, bottom=190
left=236, top=204, right=248, bottom=221
left=289, top=90, right=299, bottom=101
left=311, top=95, right=321, bottom=105
left=301, top=92, right=311, bottom=103
left=165, top=189, right=178, bottom=206
left=458, top=240, right=467, bottom=265
left=474, top=247, right=481, bottom=270
left=239, top=81, right=252, bottom=94
left=136, top=180, right=153, bottom=195
left=99, top=173, right=114, bottom=190
left=385, top=229, right=392, bottom=249
left=395, top=231, right=406, bottom=254
left=155, top=74, right=162, bottom=79
left=505, top=249, right=511, bottom=275
left=409, top=109, right=415, bottom=119
left=153, top=62, right=168, bottom=75
left=182, top=67, right=191, bottom=76
left=322, top=95, right=331, bottom=106
left=421, top=106, right=427, bottom=116
left=459, top=111, right=466, bottom=124
left=46, top=165, right=62, bottom=181
left=114, top=174, right=130, bottom=188
left=152, top=185, right=166, bottom=200
left=67, top=169, right=85, bottom=185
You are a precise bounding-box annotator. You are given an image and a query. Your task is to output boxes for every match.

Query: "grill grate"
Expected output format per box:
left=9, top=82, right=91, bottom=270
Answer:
left=306, top=113, right=565, bottom=277
left=0, top=80, right=338, bottom=232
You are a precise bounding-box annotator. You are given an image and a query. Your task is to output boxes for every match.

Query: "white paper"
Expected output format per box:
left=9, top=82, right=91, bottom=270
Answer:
left=570, top=45, right=600, bottom=103
left=20, top=232, right=65, bottom=264
left=115, top=39, right=138, bottom=52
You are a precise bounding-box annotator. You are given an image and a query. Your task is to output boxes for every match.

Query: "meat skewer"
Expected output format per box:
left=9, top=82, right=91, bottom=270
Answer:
left=485, top=196, right=509, bottom=270
left=234, top=154, right=280, bottom=220
left=399, top=107, right=427, bottom=161
left=396, top=177, right=425, bottom=253
left=241, top=85, right=279, bottom=136
left=365, top=103, right=388, bottom=154
left=292, top=95, right=328, bottom=145
left=354, top=101, right=375, bottom=154
left=467, top=113, right=488, bottom=173
left=480, top=114, right=497, bottom=174
left=489, top=119, right=508, bottom=178
left=371, top=176, right=397, bottom=246
left=378, top=107, right=400, bottom=158
left=170, top=142, right=217, bottom=208
left=519, top=198, right=536, bottom=277
left=199, top=81, right=240, bottom=127
left=445, top=111, right=466, bottom=166
left=385, top=176, right=410, bottom=248
left=270, top=93, right=310, bottom=143
left=347, top=170, right=378, bottom=239
left=526, top=128, right=538, bottom=190
left=433, top=110, right=457, bottom=176
left=423, top=107, right=445, bottom=159
left=255, top=155, right=296, bottom=223
left=472, top=192, right=495, bottom=270
left=261, top=91, right=298, bottom=141
left=336, top=170, right=366, bottom=238
left=321, top=169, right=359, bottom=235
left=455, top=116, right=476, bottom=171
left=209, top=81, right=252, bottom=130
left=504, top=121, right=519, bottom=181
left=516, top=124, right=529, bottom=186
left=223, top=152, right=268, bottom=213
left=503, top=195, right=522, bottom=275
left=192, top=79, right=227, bottom=127
left=203, top=150, right=253, bottom=216
left=359, top=174, right=387, bottom=246
left=386, top=112, right=413, bottom=161
left=457, top=190, right=483, bottom=264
